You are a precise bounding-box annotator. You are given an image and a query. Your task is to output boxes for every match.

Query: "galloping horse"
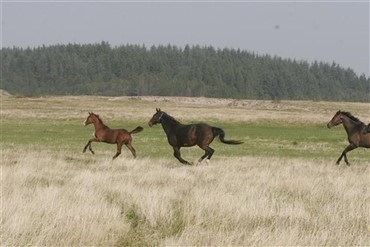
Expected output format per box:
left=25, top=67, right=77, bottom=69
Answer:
left=148, top=108, right=243, bottom=165
left=327, top=110, right=370, bottom=165
left=83, top=112, right=143, bottom=159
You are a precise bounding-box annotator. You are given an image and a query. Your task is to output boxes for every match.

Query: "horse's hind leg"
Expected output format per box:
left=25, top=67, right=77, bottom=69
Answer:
left=113, top=143, right=123, bottom=160
left=199, top=152, right=208, bottom=162
left=206, top=147, right=215, bottom=160
left=173, top=146, right=191, bottom=165
left=198, top=146, right=214, bottom=162
left=126, top=143, right=137, bottom=158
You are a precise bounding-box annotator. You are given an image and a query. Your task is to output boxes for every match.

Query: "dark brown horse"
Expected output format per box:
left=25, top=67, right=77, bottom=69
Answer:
left=148, top=108, right=243, bottom=165
left=327, top=110, right=370, bottom=165
left=83, top=112, right=143, bottom=159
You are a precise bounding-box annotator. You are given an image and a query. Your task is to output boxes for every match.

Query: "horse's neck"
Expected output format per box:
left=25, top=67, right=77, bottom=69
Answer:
left=161, top=116, right=180, bottom=135
left=341, top=116, right=362, bottom=134
left=92, top=120, right=107, bottom=131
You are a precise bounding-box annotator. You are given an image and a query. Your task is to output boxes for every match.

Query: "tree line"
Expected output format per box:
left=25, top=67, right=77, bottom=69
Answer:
left=1, top=42, right=369, bottom=102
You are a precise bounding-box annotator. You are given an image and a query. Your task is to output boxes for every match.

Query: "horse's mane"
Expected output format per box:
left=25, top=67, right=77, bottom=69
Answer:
left=162, top=112, right=181, bottom=125
left=92, top=113, right=104, bottom=124
left=341, top=111, right=364, bottom=124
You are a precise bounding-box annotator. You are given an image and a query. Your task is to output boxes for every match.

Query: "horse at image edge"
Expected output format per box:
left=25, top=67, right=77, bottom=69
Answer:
left=327, top=110, right=370, bottom=165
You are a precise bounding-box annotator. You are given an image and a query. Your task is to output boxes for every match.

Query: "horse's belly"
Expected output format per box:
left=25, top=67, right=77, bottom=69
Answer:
left=182, top=143, right=196, bottom=147
left=360, top=142, right=370, bottom=148
left=167, top=136, right=195, bottom=147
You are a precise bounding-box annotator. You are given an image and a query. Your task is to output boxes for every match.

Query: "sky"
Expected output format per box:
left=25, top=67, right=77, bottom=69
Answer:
left=1, top=1, right=369, bottom=77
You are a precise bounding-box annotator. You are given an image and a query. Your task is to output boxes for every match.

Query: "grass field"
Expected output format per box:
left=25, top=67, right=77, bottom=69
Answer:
left=2, top=95, right=370, bottom=246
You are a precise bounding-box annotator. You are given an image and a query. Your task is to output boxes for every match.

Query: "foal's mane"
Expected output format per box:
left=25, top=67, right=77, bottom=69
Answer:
left=91, top=113, right=104, bottom=124
left=341, top=111, right=364, bottom=124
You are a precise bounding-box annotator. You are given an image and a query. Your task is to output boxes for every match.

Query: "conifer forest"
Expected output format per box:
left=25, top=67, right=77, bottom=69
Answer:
left=2, top=42, right=369, bottom=102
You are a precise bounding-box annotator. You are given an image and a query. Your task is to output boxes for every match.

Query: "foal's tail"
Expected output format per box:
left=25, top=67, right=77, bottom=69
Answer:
left=130, top=126, right=144, bottom=134
left=212, top=127, right=243, bottom=145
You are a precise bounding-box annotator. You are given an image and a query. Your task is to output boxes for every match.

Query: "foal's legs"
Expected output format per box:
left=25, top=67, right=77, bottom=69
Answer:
left=83, top=138, right=99, bottom=154
left=113, top=142, right=123, bottom=160
left=198, top=145, right=215, bottom=162
left=336, top=143, right=357, bottom=165
left=173, top=146, right=191, bottom=165
left=125, top=143, right=137, bottom=158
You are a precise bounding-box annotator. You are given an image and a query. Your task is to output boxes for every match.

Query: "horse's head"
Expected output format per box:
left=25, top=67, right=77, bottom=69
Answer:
left=148, top=108, right=164, bottom=127
left=327, top=110, right=343, bottom=128
left=84, top=112, right=99, bottom=126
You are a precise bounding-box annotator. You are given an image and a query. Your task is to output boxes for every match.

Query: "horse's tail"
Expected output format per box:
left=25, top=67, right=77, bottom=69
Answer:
left=130, top=126, right=144, bottom=134
left=212, top=127, right=243, bottom=145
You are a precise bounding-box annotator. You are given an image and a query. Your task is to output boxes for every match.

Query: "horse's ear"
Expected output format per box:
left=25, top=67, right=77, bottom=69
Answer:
left=156, top=108, right=159, bottom=112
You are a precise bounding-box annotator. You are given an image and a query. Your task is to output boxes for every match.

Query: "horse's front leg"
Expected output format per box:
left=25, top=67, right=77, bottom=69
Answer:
left=83, top=138, right=98, bottom=154
left=336, top=153, right=344, bottom=165
left=173, top=146, right=192, bottom=165
left=336, top=143, right=357, bottom=165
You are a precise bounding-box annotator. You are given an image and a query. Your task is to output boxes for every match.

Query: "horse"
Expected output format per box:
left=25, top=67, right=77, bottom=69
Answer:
left=327, top=110, right=370, bottom=165
left=83, top=112, right=143, bottom=160
left=148, top=108, right=243, bottom=165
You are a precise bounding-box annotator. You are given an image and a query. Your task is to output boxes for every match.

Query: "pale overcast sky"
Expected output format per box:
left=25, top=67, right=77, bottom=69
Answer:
left=1, top=1, right=369, bottom=77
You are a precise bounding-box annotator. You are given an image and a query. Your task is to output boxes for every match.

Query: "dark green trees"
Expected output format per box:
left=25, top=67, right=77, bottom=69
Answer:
left=1, top=42, right=369, bottom=101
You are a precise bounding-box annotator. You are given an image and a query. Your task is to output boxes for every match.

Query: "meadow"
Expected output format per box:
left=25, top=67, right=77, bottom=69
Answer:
left=2, top=95, right=370, bottom=246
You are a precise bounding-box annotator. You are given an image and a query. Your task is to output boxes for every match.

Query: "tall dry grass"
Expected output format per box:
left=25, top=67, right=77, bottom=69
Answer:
left=2, top=96, right=370, bottom=246
left=2, top=149, right=369, bottom=246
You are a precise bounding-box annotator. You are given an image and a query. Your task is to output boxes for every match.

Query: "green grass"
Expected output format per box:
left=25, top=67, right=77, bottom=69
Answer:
left=2, top=117, right=367, bottom=163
